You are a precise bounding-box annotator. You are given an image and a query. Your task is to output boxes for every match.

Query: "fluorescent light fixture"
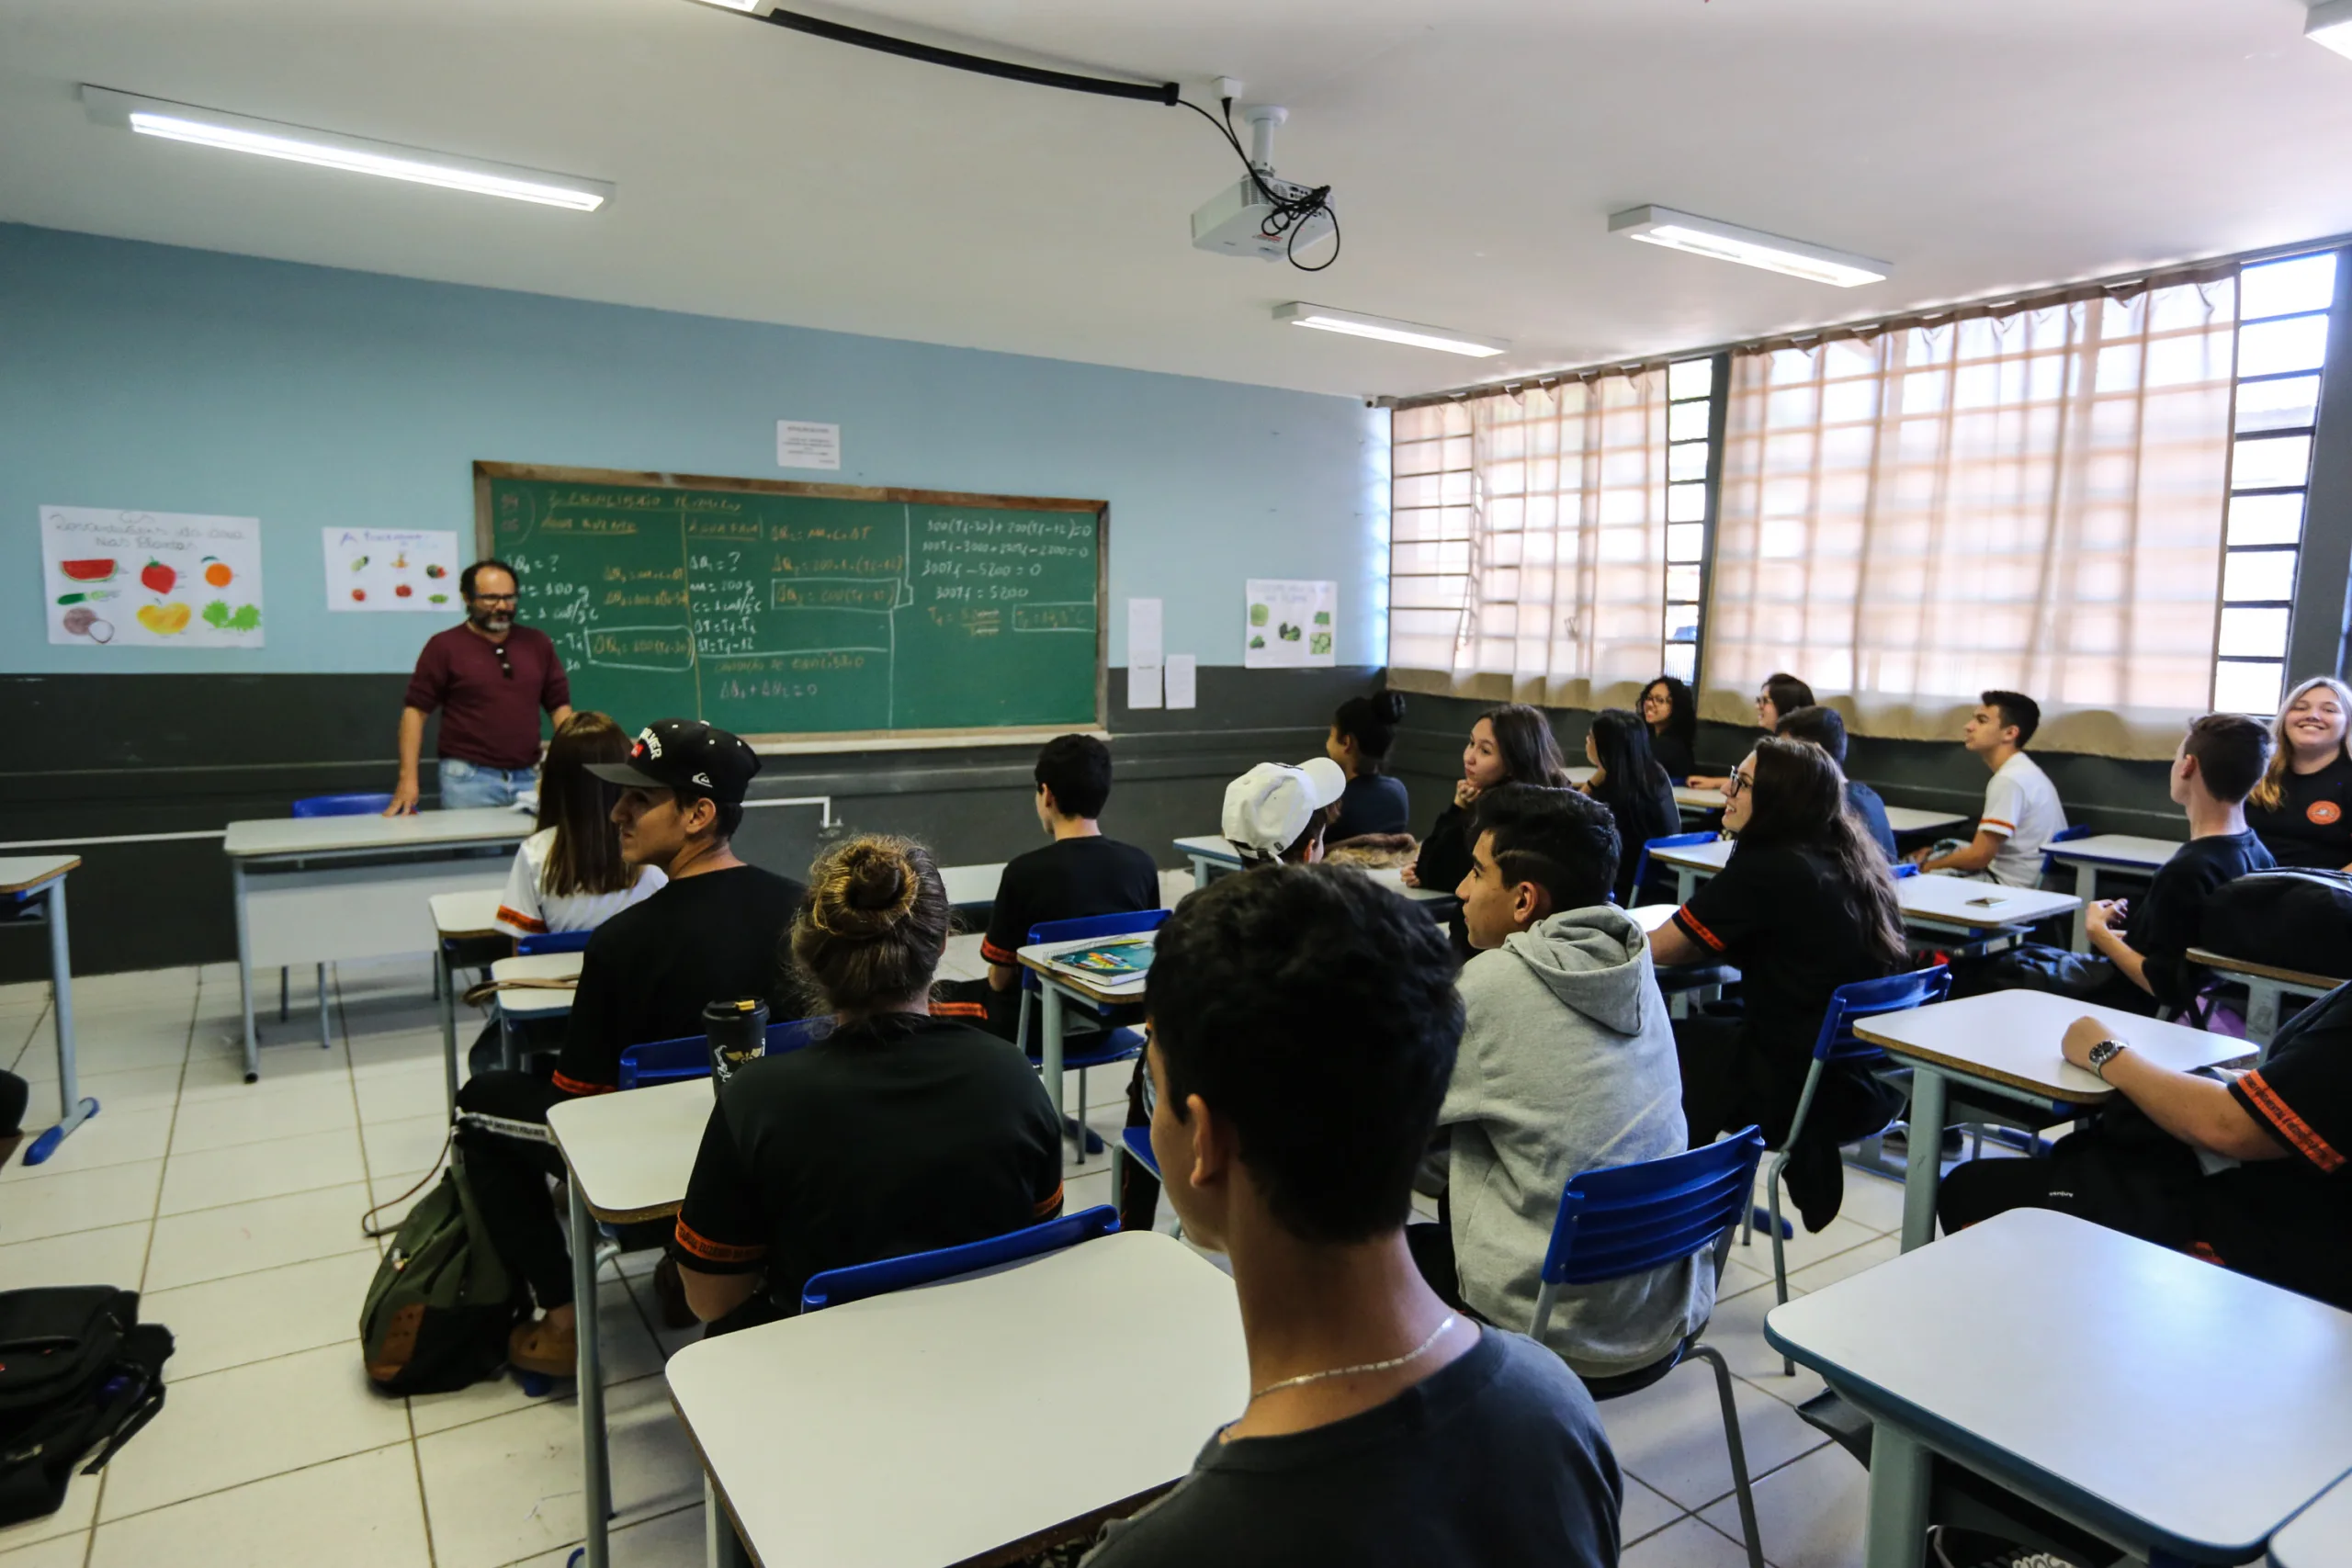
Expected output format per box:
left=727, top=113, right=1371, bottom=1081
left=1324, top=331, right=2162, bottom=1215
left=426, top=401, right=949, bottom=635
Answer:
left=1273, top=303, right=1509, bottom=358
left=684, top=0, right=775, bottom=12
left=1609, top=205, right=1887, bottom=288
left=2308, top=0, right=2352, bottom=58
left=81, top=85, right=613, bottom=211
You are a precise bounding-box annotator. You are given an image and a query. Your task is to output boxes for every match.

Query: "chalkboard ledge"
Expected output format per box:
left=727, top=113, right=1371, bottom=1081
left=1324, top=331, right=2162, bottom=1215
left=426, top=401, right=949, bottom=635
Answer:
left=750, top=728, right=1111, bottom=756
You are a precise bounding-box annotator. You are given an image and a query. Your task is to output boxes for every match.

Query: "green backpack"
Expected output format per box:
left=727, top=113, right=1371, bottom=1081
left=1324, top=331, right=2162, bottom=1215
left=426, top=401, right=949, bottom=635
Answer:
left=359, top=1154, right=526, bottom=1394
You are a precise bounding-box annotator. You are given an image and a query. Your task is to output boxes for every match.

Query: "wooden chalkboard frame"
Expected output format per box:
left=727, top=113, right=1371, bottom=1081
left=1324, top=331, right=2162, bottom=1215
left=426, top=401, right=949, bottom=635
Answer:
left=473, top=461, right=1109, bottom=749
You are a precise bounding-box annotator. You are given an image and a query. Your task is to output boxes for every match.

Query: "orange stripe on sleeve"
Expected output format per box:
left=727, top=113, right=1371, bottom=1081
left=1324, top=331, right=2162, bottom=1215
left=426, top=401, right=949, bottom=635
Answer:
left=673, top=1217, right=768, bottom=1265
left=979, top=938, right=1019, bottom=966
left=929, top=1000, right=988, bottom=1019
left=1673, top=907, right=1725, bottom=953
left=551, top=1070, right=616, bottom=1097
left=1980, top=818, right=2016, bottom=834
left=2240, top=1070, right=2345, bottom=1172
left=495, top=905, right=549, bottom=934
left=1032, top=1180, right=1066, bottom=1218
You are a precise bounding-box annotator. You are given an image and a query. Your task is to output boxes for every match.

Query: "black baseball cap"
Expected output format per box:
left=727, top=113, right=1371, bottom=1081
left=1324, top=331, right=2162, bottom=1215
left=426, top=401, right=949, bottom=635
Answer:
left=587, top=719, right=761, bottom=806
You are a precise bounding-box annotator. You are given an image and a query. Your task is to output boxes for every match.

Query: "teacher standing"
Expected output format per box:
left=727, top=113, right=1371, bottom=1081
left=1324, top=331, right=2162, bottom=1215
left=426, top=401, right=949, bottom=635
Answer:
left=385, top=558, right=573, bottom=814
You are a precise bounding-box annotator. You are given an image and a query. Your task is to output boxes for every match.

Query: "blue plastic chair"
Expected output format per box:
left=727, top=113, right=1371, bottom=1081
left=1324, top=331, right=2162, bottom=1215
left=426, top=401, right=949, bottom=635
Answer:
left=799, top=1204, right=1120, bottom=1313
left=2038, top=821, right=2092, bottom=884
left=1744, top=964, right=1950, bottom=1362
left=1018, top=908, right=1170, bottom=1163
left=1535, top=1130, right=1769, bottom=1568
left=616, top=1015, right=832, bottom=1089
left=515, top=930, right=594, bottom=956
left=1892, top=861, right=1920, bottom=880
left=1629, top=829, right=1719, bottom=902
left=283, top=792, right=399, bottom=1044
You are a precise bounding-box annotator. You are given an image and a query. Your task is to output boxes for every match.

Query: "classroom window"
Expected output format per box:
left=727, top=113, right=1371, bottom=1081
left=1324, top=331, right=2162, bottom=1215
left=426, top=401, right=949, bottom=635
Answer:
left=1387, top=362, right=1721, bottom=707
left=2213, top=250, right=2337, bottom=716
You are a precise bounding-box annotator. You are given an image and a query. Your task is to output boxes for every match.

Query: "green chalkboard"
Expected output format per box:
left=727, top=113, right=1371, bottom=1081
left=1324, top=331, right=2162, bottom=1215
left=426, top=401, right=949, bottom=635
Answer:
left=474, top=463, right=1106, bottom=742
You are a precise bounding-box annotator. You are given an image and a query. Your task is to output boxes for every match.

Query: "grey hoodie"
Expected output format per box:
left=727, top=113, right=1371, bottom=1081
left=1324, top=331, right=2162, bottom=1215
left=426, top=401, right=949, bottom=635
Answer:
left=1441, top=904, right=1714, bottom=1378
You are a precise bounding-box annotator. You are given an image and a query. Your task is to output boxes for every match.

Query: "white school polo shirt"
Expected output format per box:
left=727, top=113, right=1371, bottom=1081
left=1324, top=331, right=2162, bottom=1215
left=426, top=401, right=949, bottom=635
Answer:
left=1980, top=752, right=2068, bottom=886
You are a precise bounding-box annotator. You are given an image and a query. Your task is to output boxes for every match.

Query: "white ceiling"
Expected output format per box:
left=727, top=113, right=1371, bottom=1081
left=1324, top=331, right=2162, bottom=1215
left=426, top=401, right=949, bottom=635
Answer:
left=5, top=0, right=2352, bottom=399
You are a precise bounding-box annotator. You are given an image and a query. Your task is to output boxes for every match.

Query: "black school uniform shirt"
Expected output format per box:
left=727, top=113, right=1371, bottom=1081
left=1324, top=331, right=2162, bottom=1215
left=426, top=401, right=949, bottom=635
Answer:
left=552, top=864, right=805, bottom=1096
left=1649, top=730, right=1696, bottom=785
left=667, top=1014, right=1066, bottom=1310
left=1593, top=767, right=1680, bottom=907
left=2117, top=831, right=2275, bottom=1010
left=2206, top=980, right=2352, bottom=1307
left=979, top=836, right=1161, bottom=969
left=1329, top=773, right=1412, bottom=844
left=1844, top=780, right=1898, bottom=860
left=2246, top=755, right=2352, bottom=871
left=1413, top=804, right=1476, bottom=896
left=1080, top=1329, right=1620, bottom=1568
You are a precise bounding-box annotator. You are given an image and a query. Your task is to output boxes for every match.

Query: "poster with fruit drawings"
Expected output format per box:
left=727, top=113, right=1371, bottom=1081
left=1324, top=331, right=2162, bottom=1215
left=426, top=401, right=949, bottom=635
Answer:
left=323, top=527, right=462, bottom=612
left=41, top=506, right=265, bottom=649
left=1243, top=579, right=1336, bottom=670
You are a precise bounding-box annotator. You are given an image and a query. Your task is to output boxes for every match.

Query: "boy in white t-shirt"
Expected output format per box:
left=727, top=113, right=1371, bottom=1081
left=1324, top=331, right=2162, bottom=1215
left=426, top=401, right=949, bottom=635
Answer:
left=1912, top=690, right=2068, bottom=886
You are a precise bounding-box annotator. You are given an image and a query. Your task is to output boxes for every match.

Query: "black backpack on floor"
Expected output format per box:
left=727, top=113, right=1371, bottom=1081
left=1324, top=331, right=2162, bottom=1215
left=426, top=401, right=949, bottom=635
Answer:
left=0, top=1287, right=173, bottom=1526
left=2199, top=868, right=2352, bottom=979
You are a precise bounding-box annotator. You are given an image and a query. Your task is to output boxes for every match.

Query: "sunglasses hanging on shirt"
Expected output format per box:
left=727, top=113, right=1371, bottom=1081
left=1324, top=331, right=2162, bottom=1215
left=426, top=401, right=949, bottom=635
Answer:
left=492, top=642, right=514, bottom=681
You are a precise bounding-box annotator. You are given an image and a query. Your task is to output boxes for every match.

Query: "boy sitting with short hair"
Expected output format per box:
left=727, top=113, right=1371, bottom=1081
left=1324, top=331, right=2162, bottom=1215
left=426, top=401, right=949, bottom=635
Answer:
left=1409, top=784, right=1709, bottom=1379
left=980, top=734, right=1161, bottom=999
left=1085, top=865, right=1621, bottom=1567
left=1914, top=690, right=2067, bottom=883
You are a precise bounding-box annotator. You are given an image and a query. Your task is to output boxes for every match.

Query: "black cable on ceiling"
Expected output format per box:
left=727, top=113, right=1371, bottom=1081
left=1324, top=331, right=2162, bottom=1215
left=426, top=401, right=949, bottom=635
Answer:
left=757, top=6, right=1180, bottom=103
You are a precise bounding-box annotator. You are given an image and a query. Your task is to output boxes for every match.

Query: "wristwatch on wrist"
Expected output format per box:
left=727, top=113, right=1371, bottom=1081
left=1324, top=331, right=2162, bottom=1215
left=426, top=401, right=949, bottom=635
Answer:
left=2085, top=1039, right=2129, bottom=1081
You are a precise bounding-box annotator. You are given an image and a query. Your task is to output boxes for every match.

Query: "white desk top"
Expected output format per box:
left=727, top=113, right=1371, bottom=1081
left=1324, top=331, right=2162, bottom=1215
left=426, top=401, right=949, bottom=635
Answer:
left=429, top=889, right=504, bottom=939
left=1648, top=838, right=1734, bottom=874
left=1173, top=833, right=1243, bottom=865
left=1883, top=805, right=1969, bottom=834
left=2188, top=947, right=2347, bottom=990
left=1767, top=1210, right=2352, bottom=1562
left=224, top=807, right=533, bottom=858
left=2044, top=833, right=2182, bottom=870
left=0, top=855, right=78, bottom=896
left=1628, top=904, right=1679, bottom=932
left=1894, top=875, right=2079, bottom=932
left=2271, top=1472, right=2352, bottom=1568
left=1018, top=934, right=1150, bottom=1005
left=1853, top=988, right=2248, bottom=1100
left=488, top=952, right=583, bottom=1018
left=1174, top=836, right=1453, bottom=901
left=1675, top=784, right=1728, bottom=812
left=940, top=862, right=1006, bottom=908
left=669, top=1230, right=1247, bottom=1568
left=546, top=1076, right=712, bottom=1224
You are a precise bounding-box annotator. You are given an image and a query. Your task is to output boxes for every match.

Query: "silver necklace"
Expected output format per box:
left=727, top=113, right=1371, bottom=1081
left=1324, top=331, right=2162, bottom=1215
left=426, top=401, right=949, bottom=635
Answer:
left=1249, top=1315, right=1458, bottom=1401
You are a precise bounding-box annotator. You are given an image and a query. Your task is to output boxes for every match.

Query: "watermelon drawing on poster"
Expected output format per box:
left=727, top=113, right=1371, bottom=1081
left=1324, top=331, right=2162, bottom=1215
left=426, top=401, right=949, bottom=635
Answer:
left=41, top=506, right=266, bottom=649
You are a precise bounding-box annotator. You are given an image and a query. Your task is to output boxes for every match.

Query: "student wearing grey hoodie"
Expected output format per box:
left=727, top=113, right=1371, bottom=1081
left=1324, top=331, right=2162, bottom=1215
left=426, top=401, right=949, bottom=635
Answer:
left=1407, top=784, right=1714, bottom=1379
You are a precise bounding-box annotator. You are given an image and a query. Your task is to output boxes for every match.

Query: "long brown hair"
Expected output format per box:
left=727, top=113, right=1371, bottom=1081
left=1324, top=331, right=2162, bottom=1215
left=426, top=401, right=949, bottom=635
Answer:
left=790, top=835, right=952, bottom=1020
left=1480, top=703, right=1573, bottom=788
left=2250, top=675, right=2352, bottom=812
left=537, top=712, right=635, bottom=898
left=1734, top=737, right=1906, bottom=974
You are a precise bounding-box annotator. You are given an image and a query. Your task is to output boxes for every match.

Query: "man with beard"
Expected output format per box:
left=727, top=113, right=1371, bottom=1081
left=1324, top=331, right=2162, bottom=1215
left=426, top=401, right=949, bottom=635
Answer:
left=386, top=558, right=573, bottom=812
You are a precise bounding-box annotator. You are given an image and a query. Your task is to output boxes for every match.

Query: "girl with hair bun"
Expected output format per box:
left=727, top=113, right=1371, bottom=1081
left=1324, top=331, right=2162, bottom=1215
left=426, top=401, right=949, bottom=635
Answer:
left=665, top=834, right=1067, bottom=1328
left=1325, top=689, right=1413, bottom=846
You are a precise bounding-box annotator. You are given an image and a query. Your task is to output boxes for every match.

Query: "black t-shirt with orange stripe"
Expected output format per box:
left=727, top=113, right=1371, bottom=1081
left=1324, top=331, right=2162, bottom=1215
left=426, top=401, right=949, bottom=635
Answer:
left=669, top=1014, right=1066, bottom=1313
left=979, top=835, right=1162, bottom=970
left=2204, top=981, right=2352, bottom=1306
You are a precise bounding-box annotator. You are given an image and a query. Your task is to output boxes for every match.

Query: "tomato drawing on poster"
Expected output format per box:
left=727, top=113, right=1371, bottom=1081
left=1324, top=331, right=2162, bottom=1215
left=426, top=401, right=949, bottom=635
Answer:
left=41, top=506, right=266, bottom=649
left=324, top=527, right=463, bottom=612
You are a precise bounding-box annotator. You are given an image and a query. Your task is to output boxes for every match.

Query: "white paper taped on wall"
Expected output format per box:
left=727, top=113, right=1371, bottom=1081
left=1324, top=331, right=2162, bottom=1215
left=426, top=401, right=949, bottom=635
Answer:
left=1165, top=653, right=1197, bottom=709
left=41, top=506, right=266, bottom=649
left=777, top=421, right=842, bottom=470
left=324, top=527, right=462, bottom=612
left=1244, top=579, right=1336, bottom=669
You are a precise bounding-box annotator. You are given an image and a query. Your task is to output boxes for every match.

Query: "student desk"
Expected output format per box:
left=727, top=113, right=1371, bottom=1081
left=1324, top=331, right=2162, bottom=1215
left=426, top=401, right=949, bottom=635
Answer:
left=1639, top=840, right=2077, bottom=949
left=486, top=951, right=582, bottom=1070
left=1883, top=806, right=1970, bottom=837
left=1172, top=834, right=1456, bottom=907
left=667, top=1230, right=1248, bottom=1568
left=2043, top=834, right=2180, bottom=951
left=939, top=862, right=1005, bottom=908
left=546, top=1077, right=715, bottom=1568
left=3, top=856, right=93, bottom=1165
left=1850, top=990, right=2250, bottom=1252
left=223, top=807, right=531, bottom=1081
left=2271, top=1472, right=2352, bottom=1568
left=1765, top=1209, right=2352, bottom=1568
left=1017, top=935, right=1148, bottom=1160
left=429, top=890, right=505, bottom=1118
left=2186, top=947, right=2345, bottom=1050
left=1676, top=784, right=1728, bottom=817
left=1646, top=836, right=1736, bottom=902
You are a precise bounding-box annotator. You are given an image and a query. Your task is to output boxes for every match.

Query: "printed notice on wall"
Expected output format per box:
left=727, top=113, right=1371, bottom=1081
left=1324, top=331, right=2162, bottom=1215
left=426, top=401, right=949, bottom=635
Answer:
left=1165, top=653, right=1198, bottom=709
left=1244, top=579, right=1336, bottom=669
left=41, top=505, right=266, bottom=649
left=324, top=527, right=462, bottom=611
left=776, top=420, right=842, bottom=470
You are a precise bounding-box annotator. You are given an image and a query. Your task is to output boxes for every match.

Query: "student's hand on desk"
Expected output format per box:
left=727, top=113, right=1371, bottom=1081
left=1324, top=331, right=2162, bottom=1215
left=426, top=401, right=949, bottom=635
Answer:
left=2061, top=1016, right=2115, bottom=1069
left=1398, top=863, right=1421, bottom=887
left=1904, top=844, right=1931, bottom=866
left=383, top=781, right=420, bottom=816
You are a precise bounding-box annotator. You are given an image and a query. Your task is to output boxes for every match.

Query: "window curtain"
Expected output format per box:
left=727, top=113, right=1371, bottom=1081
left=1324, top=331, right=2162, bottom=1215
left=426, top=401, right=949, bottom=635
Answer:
left=1700, top=275, right=2239, bottom=759
left=1388, top=370, right=1675, bottom=708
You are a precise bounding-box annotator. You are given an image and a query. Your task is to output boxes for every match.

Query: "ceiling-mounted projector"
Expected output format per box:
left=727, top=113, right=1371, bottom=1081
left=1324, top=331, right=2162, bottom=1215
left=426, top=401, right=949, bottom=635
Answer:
left=1191, top=100, right=1335, bottom=264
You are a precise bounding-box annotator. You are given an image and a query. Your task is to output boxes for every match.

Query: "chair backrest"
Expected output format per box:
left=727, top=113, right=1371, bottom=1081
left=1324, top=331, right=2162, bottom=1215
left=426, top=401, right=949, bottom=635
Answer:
left=2039, top=822, right=2092, bottom=878
left=798, top=1203, right=1120, bottom=1313
left=1810, top=964, right=1951, bottom=1066
left=615, top=1015, right=833, bottom=1089
left=515, top=930, right=594, bottom=956
left=1892, top=862, right=1920, bottom=880
left=291, top=793, right=394, bottom=818
left=1020, top=907, right=1170, bottom=994
left=1630, top=830, right=1720, bottom=899
left=1542, top=1129, right=1766, bottom=1289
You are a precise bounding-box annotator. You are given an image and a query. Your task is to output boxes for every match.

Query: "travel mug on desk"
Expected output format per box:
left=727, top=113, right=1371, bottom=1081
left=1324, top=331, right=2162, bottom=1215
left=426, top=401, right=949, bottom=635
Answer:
left=705, top=998, right=769, bottom=1086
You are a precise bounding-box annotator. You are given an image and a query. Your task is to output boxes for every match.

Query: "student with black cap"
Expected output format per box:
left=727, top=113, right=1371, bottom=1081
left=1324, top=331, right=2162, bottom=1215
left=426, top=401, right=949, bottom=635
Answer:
left=454, top=718, right=806, bottom=1377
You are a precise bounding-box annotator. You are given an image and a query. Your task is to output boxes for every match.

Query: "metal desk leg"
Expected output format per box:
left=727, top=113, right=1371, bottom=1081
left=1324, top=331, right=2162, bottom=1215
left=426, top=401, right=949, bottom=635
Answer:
left=438, top=943, right=461, bottom=1121
left=1042, top=981, right=1067, bottom=1160
left=25, top=880, right=99, bottom=1167
left=570, top=1177, right=611, bottom=1568
left=317, top=962, right=332, bottom=1049
left=1677, top=866, right=1698, bottom=904
left=1863, top=1423, right=1932, bottom=1568
left=1186, top=852, right=1214, bottom=889
left=2244, top=977, right=2281, bottom=1050
left=1900, top=1067, right=1948, bottom=1253
left=706, top=1475, right=751, bottom=1568
left=2070, top=863, right=2095, bottom=953
left=233, top=860, right=260, bottom=1082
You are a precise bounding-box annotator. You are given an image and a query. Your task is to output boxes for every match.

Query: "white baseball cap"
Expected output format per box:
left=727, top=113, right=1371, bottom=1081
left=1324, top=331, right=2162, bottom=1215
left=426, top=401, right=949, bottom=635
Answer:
left=1222, top=757, right=1349, bottom=861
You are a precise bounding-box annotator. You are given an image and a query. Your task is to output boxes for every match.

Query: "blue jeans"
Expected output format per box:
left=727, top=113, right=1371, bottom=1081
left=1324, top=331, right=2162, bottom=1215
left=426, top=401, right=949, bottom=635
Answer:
left=438, top=758, right=537, bottom=809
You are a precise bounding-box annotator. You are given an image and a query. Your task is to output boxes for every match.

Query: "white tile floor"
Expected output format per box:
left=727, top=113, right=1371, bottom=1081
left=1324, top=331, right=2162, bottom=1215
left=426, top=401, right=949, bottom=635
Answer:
left=0, top=951, right=1911, bottom=1568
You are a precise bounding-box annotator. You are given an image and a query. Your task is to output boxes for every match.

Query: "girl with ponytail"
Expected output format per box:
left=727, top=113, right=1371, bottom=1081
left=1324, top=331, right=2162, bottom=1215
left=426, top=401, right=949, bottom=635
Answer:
left=1325, top=689, right=1413, bottom=845
left=666, top=835, right=1066, bottom=1327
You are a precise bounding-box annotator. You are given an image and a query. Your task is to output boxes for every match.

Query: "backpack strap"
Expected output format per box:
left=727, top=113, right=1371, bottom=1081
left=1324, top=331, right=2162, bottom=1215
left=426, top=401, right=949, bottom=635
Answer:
left=360, top=1128, right=455, bottom=1240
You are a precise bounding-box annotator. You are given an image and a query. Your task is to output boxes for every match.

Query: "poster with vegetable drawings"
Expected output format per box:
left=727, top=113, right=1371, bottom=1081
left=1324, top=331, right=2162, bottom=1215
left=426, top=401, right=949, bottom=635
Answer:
left=41, top=506, right=265, bottom=649
left=1243, top=579, right=1336, bottom=669
left=323, top=527, right=462, bottom=612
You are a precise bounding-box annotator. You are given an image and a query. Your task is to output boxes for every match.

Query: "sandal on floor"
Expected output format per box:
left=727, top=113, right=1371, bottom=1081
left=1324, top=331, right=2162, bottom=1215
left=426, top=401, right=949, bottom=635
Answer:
left=508, top=1314, right=578, bottom=1378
